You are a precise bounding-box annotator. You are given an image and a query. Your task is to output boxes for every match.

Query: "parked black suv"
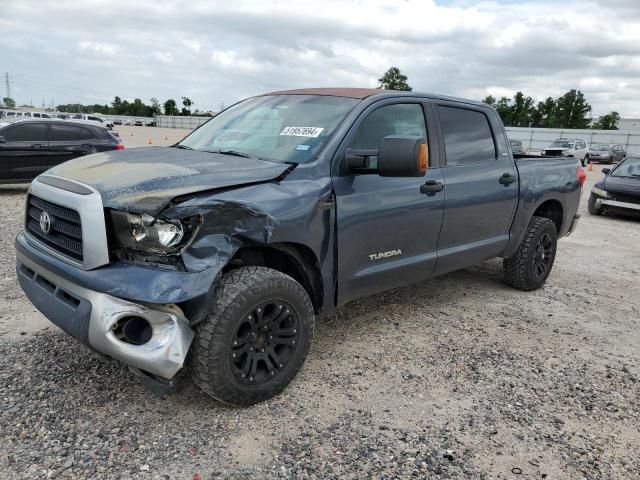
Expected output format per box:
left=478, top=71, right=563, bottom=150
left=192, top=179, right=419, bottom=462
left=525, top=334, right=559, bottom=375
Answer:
left=0, top=119, right=123, bottom=184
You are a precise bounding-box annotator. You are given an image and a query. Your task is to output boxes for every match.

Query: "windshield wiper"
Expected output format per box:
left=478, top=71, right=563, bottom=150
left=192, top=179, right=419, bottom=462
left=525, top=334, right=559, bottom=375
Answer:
left=214, top=149, right=256, bottom=159
left=174, top=144, right=193, bottom=150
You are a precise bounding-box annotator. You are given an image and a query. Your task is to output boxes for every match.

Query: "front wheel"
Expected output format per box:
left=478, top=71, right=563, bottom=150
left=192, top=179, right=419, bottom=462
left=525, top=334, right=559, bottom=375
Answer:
left=503, top=216, right=558, bottom=291
left=191, top=266, right=315, bottom=405
left=588, top=193, right=604, bottom=215
left=582, top=156, right=588, bottom=167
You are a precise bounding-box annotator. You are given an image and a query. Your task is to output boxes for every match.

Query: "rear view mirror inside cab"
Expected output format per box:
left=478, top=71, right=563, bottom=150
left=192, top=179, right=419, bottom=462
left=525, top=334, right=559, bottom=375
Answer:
left=346, top=135, right=428, bottom=177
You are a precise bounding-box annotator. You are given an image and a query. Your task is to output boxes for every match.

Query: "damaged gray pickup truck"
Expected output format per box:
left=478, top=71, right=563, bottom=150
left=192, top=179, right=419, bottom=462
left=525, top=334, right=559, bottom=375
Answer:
left=15, top=88, right=584, bottom=405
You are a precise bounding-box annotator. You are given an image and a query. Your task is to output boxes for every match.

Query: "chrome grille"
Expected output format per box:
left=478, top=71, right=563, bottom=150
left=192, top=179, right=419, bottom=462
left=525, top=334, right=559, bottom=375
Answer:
left=26, top=195, right=83, bottom=261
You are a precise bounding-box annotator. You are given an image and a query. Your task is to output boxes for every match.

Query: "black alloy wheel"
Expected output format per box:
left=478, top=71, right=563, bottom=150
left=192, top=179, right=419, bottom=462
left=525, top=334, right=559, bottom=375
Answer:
left=532, top=232, right=554, bottom=280
left=229, top=301, right=301, bottom=385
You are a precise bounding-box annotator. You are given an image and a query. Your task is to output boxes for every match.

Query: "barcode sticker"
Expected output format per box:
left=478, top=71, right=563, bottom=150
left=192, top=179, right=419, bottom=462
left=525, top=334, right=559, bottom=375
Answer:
left=280, top=126, right=324, bottom=138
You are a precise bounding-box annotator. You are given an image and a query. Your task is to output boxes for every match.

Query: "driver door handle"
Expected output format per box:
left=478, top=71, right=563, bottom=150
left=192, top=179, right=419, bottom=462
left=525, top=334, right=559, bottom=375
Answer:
left=420, top=180, right=443, bottom=195
left=499, top=173, right=516, bottom=185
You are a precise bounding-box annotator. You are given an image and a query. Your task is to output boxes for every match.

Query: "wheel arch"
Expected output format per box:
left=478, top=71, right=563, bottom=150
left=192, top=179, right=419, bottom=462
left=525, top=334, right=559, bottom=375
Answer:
left=532, top=199, right=563, bottom=233
left=224, top=243, right=324, bottom=314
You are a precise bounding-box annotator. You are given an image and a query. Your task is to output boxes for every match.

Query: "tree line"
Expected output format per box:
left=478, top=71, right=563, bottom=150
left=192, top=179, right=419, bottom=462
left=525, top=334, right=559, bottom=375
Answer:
left=482, top=90, right=619, bottom=130
left=377, top=67, right=621, bottom=130
left=53, top=96, right=212, bottom=117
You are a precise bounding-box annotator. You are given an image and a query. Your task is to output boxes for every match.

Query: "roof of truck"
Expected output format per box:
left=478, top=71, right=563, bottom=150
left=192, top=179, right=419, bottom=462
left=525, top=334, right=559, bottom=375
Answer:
left=265, top=88, right=382, bottom=99
left=262, top=87, right=488, bottom=107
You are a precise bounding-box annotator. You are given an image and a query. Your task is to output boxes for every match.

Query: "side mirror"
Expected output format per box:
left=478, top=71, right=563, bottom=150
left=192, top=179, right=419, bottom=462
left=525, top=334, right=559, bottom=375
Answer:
left=0, top=136, right=5, bottom=143
left=602, top=168, right=611, bottom=174
left=345, top=135, right=428, bottom=177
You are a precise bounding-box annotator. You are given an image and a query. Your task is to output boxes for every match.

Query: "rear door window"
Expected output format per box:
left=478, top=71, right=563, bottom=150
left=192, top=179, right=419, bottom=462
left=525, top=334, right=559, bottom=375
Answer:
left=50, top=124, right=94, bottom=141
left=2, top=123, right=48, bottom=142
left=437, top=106, right=496, bottom=165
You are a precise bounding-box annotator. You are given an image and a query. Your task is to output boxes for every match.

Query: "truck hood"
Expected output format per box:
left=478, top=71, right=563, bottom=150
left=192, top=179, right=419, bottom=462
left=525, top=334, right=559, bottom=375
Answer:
left=45, top=147, right=293, bottom=215
left=604, top=175, right=640, bottom=196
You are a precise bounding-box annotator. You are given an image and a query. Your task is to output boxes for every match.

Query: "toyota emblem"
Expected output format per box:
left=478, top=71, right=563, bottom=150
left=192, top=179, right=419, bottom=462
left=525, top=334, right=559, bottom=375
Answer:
left=39, top=211, right=51, bottom=234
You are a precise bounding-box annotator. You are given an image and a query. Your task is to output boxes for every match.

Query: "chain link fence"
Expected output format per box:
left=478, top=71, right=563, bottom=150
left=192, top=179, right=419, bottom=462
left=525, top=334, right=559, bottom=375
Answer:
left=506, top=127, right=640, bottom=155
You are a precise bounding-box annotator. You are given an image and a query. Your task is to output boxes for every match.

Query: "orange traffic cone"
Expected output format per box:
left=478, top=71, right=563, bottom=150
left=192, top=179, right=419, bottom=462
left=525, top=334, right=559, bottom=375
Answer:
left=148, top=138, right=152, bottom=145
left=587, top=161, right=593, bottom=171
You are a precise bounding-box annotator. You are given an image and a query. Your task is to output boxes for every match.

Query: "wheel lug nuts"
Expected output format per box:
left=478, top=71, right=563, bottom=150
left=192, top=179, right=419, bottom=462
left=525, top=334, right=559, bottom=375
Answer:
left=269, top=335, right=273, bottom=340
left=250, top=347, right=254, bottom=351
left=241, top=373, right=245, bottom=378
left=261, top=349, right=265, bottom=352
left=233, top=340, right=237, bottom=345
left=232, top=353, right=236, bottom=358
left=271, top=371, right=275, bottom=376
left=279, top=363, right=283, bottom=368
left=249, top=377, right=254, bottom=381
left=293, top=329, right=296, bottom=333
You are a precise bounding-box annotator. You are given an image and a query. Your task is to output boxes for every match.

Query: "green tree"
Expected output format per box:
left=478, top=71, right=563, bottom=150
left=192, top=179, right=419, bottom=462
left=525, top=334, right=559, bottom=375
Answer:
left=163, top=99, right=179, bottom=116
left=377, top=67, right=412, bottom=91
left=2, top=97, right=16, bottom=108
left=482, top=95, right=497, bottom=107
left=495, top=97, right=513, bottom=125
left=149, top=97, right=161, bottom=116
left=181, top=96, right=193, bottom=115
left=111, top=96, right=123, bottom=114
left=511, top=92, right=535, bottom=127
left=531, top=97, right=557, bottom=128
left=591, top=111, right=620, bottom=130
left=554, top=89, right=591, bottom=129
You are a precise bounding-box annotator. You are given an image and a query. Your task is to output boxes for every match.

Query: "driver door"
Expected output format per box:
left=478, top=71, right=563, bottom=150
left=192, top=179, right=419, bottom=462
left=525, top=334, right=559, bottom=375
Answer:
left=332, top=101, right=445, bottom=305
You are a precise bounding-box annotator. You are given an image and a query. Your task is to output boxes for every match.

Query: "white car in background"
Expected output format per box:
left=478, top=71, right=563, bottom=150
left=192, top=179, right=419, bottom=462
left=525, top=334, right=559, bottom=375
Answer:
left=70, top=114, right=113, bottom=129
left=3, top=111, right=53, bottom=120
left=542, top=138, right=589, bottom=166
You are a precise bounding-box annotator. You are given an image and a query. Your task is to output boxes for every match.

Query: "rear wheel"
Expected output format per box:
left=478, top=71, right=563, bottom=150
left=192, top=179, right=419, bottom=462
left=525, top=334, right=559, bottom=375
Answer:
left=588, top=193, right=604, bottom=215
left=191, top=266, right=315, bottom=405
left=504, top=216, right=558, bottom=291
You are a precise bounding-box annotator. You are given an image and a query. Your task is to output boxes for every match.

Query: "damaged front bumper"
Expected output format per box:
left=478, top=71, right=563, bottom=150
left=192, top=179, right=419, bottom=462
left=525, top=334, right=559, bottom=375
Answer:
left=16, top=231, right=195, bottom=380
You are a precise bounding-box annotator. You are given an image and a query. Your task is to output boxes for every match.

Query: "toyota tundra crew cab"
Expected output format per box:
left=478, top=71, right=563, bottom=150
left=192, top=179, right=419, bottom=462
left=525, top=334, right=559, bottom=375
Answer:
left=15, top=88, right=584, bottom=405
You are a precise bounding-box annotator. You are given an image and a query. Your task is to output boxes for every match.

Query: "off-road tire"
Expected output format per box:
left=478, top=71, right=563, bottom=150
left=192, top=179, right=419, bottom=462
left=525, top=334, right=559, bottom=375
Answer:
left=191, top=266, right=314, bottom=406
left=587, top=193, right=604, bottom=215
left=503, top=216, right=558, bottom=291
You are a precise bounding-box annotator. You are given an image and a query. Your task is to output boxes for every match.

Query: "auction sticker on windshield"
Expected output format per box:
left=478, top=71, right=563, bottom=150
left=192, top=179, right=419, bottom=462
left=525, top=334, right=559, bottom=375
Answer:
left=280, top=127, right=324, bottom=137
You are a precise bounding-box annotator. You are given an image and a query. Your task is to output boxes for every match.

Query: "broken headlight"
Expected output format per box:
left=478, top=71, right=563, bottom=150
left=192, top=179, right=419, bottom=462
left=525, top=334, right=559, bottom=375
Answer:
left=110, top=211, right=200, bottom=255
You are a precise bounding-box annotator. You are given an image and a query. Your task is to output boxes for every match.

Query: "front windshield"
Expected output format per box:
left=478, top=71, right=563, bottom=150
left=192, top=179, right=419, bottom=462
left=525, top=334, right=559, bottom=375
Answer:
left=178, top=94, right=360, bottom=163
left=591, top=143, right=609, bottom=151
left=550, top=140, right=573, bottom=148
left=611, top=157, right=640, bottom=178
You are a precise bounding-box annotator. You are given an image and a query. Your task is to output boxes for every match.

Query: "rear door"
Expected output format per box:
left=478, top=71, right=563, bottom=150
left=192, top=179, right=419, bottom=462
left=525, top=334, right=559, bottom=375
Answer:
left=0, top=122, right=50, bottom=181
left=434, top=103, right=518, bottom=275
left=333, top=100, right=445, bottom=304
left=47, top=123, right=98, bottom=167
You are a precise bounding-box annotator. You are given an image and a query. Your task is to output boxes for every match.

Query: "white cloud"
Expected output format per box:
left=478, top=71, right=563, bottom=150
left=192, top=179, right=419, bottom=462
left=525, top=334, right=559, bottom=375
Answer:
left=2, top=0, right=640, bottom=116
left=153, top=51, right=174, bottom=64
left=181, top=39, right=201, bottom=53
left=78, top=41, right=119, bottom=57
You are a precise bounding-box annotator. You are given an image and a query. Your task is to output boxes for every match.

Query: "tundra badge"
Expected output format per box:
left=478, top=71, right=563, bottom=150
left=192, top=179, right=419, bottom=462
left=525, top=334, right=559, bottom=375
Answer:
left=369, top=249, right=402, bottom=261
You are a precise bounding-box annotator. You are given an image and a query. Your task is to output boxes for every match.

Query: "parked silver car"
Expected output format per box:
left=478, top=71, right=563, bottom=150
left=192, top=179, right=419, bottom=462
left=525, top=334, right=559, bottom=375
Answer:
left=585, top=143, right=626, bottom=164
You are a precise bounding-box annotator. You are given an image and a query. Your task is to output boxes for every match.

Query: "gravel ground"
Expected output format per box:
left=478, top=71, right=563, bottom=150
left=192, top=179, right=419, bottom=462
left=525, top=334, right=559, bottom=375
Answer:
left=1, top=166, right=639, bottom=479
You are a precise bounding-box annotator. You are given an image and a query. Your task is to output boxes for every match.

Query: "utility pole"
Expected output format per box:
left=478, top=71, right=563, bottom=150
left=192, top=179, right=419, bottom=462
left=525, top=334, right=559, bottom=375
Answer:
left=4, top=72, right=11, bottom=99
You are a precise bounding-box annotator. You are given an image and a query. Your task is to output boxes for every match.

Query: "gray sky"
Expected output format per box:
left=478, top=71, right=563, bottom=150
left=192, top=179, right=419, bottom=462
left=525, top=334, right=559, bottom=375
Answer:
left=2, top=0, right=640, bottom=117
